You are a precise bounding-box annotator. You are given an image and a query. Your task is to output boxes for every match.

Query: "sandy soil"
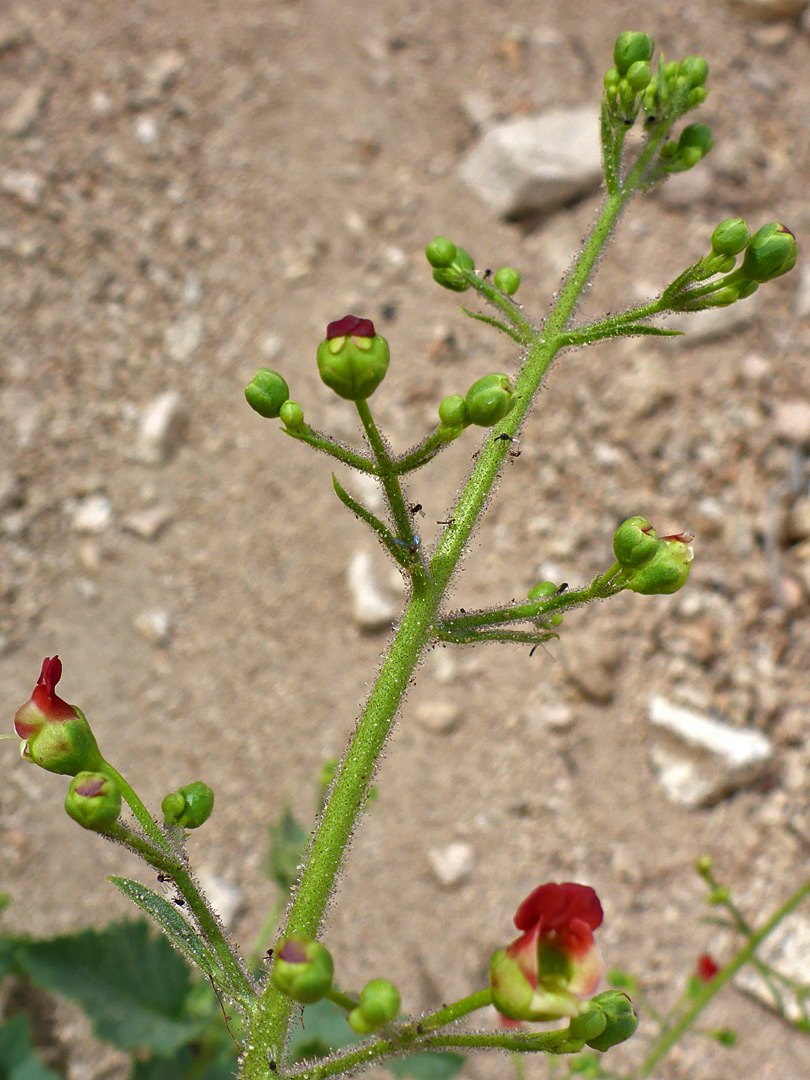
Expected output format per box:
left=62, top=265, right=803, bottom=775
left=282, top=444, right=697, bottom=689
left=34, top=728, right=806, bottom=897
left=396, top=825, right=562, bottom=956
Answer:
left=2, top=1, right=810, bottom=1078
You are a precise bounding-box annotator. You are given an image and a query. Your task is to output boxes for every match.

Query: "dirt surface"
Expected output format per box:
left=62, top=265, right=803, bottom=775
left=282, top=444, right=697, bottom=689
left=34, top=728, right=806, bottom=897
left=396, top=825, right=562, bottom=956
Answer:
left=2, top=1, right=810, bottom=1078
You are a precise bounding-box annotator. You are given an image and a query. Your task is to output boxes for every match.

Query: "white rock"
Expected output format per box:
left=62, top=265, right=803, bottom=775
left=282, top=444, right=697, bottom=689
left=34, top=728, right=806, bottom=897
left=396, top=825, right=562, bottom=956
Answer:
left=134, top=114, right=159, bottom=145
left=458, top=90, right=497, bottom=130
left=792, top=261, right=810, bottom=318
left=428, top=842, right=475, bottom=887
left=648, top=694, right=774, bottom=807
left=4, top=84, right=47, bottom=137
left=414, top=700, right=462, bottom=734
left=133, top=609, right=173, bottom=646
left=0, top=169, right=44, bottom=209
left=773, top=398, right=810, bottom=443
left=259, top=332, right=283, bottom=361
left=459, top=106, right=602, bottom=218
left=525, top=702, right=575, bottom=732
left=165, top=313, right=203, bottom=363
left=347, top=549, right=399, bottom=630
left=121, top=506, right=173, bottom=540
left=134, top=390, right=188, bottom=464
left=143, top=50, right=184, bottom=95
left=71, top=493, right=113, bottom=534
left=197, top=871, right=243, bottom=929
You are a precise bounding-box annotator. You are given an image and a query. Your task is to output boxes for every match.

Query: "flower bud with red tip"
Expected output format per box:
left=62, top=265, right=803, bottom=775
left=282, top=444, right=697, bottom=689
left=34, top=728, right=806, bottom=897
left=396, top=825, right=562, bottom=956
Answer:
left=316, top=316, right=390, bottom=401
left=271, top=936, right=334, bottom=1003
left=626, top=532, right=694, bottom=595
left=65, top=771, right=122, bottom=833
left=14, top=658, right=104, bottom=776
left=489, top=882, right=604, bottom=1022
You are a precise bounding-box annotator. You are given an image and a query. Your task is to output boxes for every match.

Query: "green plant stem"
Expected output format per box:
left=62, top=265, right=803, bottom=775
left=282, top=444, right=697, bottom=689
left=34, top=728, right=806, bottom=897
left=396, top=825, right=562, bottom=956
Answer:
left=412, top=989, right=493, bottom=1034
left=240, top=119, right=674, bottom=1080
left=284, top=425, right=379, bottom=474
left=327, top=987, right=358, bottom=1012
left=101, top=761, right=173, bottom=853
left=392, top=429, right=448, bottom=474
left=355, top=399, right=421, bottom=559
left=331, top=475, right=415, bottom=570
left=438, top=628, right=558, bottom=647
left=638, top=875, right=810, bottom=1077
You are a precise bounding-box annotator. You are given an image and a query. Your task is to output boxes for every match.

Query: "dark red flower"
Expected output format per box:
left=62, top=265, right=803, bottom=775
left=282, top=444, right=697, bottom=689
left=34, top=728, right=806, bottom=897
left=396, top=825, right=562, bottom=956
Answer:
left=14, top=656, right=77, bottom=739
left=326, top=315, right=375, bottom=339
left=697, top=953, right=719, bottom=982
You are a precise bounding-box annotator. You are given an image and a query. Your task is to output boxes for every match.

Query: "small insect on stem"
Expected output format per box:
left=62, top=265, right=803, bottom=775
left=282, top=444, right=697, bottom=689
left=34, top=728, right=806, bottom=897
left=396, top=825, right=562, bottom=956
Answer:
left=392, top=534, right=421, bottom=555
left=494, top=433, right=516, bottom=443
left=409, top=502, right=423, bottom=516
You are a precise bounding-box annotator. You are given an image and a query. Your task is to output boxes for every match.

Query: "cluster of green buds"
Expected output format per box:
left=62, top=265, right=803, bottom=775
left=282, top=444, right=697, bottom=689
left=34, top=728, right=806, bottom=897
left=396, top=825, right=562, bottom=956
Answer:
left=245, top=367, right=306, bottom=431
left=603, top=32, right=655, bottom=122
left=437, top=374, right=517, bottom=442
left=527, top=581, right=563, bottom=629
left=162, top=780, right=215, bottom=829
left=271, top=935, right=401, bottom=1033
left=425, top=236, right=521, bottom=297
left=612, top=516, right=693, bottom=595
left=669, top=219, right=797, bottom=311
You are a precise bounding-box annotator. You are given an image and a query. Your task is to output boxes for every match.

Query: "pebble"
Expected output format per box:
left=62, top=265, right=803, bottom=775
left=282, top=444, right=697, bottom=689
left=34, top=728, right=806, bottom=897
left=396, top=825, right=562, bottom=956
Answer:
left=70, top=493, right=113, bottom=534
left=134, top=389, right=188, bottom=464
left=121, top=506, right=173, bottom=540
left=133, top=609, right=173, bottom=646
left=647, top=694, right=774, bottom=808
left=347, top=549, right=400, bottom=630
left=523, top=701, right=576, bottom=733
left=134, top=114, right=159, bottom=146
left=4, top=83, right=47, bottom=137
left=139, top=49, right=185, bottom=102
left=196, top=870, right=243, bottom=929
left=458, top=89, right=498, bottom=130
left=459, top=106, right=602, bottom=218
left=428, top=842, right=475, bottom=887
left=165, top=313, right=203, bottom=363
left=0, top=169, right=44, bottom=209
left=414, top=700, right=462, bottom=734
left=772, top=399, right=810, bottom=443
left=792, top=261, right=810, bottom=318
left=730, top=0, right=806, bottom=19
left=563, top=640, right=622, bottom=705
left=259, top=333, right=283, bottom=361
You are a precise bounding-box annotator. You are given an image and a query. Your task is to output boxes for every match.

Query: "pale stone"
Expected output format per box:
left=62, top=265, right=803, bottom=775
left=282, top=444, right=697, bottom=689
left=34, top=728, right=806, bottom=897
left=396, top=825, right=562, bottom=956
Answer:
left=414, top=700, right=462, bottom=734
left=197, top=870, right=243, bottom=929
left=134, top=390, right=188, bottom=464
left=121, top=506, right=174, bottom=540
left=165, top=313, right=203, bottom=363
left=347, top=549, right=399, bottom=630
left=4, top=84, right=47, bottom=137
left=428, top=842, right=475, bottom=887
left=133, top=609, right=173, bottom=646
left=0, top=169, right=44, bottom=209
left=71, top=494, right=113, bottom=534
left=773, top=399, right=810, bottom=443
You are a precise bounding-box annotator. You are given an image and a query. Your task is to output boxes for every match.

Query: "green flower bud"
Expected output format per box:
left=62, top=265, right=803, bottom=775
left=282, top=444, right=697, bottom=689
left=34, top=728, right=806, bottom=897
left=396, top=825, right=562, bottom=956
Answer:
left=613, top=32, right=654, bottom=77
left=603, top=68, right=620, bottom=95
left=528, top=581, right=562, bottom=626
left=662, top=60, right=680, bottom=86
left=567, top=1004, right=608, bottom=1045
left=425, top=236, right=457, bottom=269
left=279, top=400, right=305, bottom=431
left=317, top=316, right=390, bottom=401
left=668, top=123, right=712, bottom=171
left=710, top=218, right=750, bottom=258
left=245, top=369, right=290, bottom=419
left=464, top=373, right=516, bottom=427
left=65, top=771, right=122, bottom=833
left=612, top=516, right=659, bottom=569
left=626, top=533, right=694, bottom=595
left=740, top=223, right=798, bottom=282
left=493, top=267, right=520, bottom=295
left=625, top=60, right=651, bottom=92
left=348, top=978, right=400, bottom=1033
left=438, top=394, right=467, bottom=428
left=618, top=79, right=635, bottom=109
left=584, top=991, right=638, bottom=1052
left=688, top=86, right=707, bottom=109
left=272, top=937, right=334, bottom=1004
left=489, top=947, right=536, bottom=1020
left=432, top=246, right=475, bottom=292
left=695, top=854, right=714, bottom=876
left=162, top=781, right=214, bottom=829
left=679, top=56, right=708, bottom=88
left=437, top=423, right=465, bottom=443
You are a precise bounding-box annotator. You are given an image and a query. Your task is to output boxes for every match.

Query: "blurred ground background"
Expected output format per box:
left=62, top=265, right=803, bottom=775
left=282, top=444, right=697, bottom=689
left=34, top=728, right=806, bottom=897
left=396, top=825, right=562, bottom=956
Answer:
left=2, top=0, right=810, bottom=1077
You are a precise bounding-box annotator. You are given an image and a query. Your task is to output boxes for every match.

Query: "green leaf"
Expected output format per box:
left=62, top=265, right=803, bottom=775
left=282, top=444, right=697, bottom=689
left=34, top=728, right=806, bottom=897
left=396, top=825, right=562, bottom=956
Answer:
left=267, top=808, right=308, bottom=894
left=388, top=1051, right=465, bottom=1080
left=288, top=997, right=361, bottom=1062
left=108, top=878, right=224, bottom=988
left=19, top=921, right=202, bottom=1055
left=128, top=1047, right=238, bottom=1080
left=0, top=1014, right=61, bottom=1080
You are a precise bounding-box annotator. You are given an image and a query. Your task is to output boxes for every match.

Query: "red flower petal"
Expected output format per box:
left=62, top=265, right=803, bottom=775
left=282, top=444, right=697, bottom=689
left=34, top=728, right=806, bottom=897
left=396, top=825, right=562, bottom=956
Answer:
left=514, top=882, right=603, bottom=936
left=30, top=656, right=77, bottom=721
left=326, top=315, right=376, bottom=339
left=697, top=953, right=719, bottom=982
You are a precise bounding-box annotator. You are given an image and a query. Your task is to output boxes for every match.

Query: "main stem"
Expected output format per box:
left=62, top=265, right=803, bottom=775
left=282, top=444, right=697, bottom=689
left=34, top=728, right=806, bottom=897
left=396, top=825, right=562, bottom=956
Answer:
left=240, top=126, right=670, bottom=1080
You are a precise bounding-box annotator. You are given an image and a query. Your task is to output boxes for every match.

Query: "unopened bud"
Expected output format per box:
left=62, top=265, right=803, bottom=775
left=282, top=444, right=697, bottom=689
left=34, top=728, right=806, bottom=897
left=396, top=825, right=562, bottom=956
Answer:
left=279, top=400, right=305, bottom=431
left=626, top=534, right=694, bottom=595
left=613, top=516, right=659, bottom=569
left=613, top=32, right=654, bottom=77
left=425, top=236, right=457, bottom=269
left=14, top=658, right=104, bottom=777
left=740, top=223, right=798, bottom=282
left=464, top=373, right=516, bottom=427
left=679, top=56, right=708, bottom=89
left=667, top=123, right=712, bottom=172
left=625, top=60, right=651, bottom=92
left=65, top=771, right=121, bottom=833
left=272, top=937, right=334, bottom=1003
left=527, top=581, right=562, bottom=626
left=710, top=219, right=750, bottom=258
left=438, top=394, right=467, bottom=428
left=245, top=369, right=290, bottom=419
left=316, top=316, right=390, bottom=401
left=348, top=978, right=400, bottom=1033
left=493, top=267, right=520, bottom=295
left=432, top=247, right=475, bottom=292
left=583, top=991, right=638, bottom=1052
left=162, top=781, right=214, bottom=829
